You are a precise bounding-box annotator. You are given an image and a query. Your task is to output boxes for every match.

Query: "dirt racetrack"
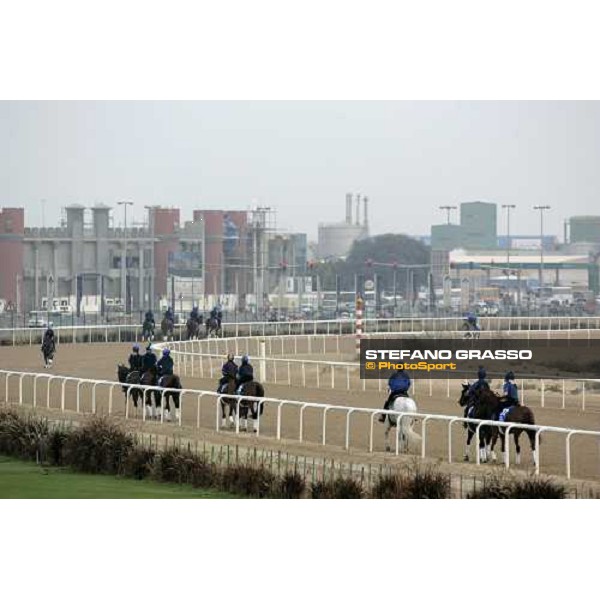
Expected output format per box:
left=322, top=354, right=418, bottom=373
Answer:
left=1, top=342, right=600, bottom=482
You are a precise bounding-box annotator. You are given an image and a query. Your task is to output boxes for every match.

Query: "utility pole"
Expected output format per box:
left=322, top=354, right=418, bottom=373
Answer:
left=502, top=204, right=516, bottom=302
left=439, top=205, right=457, bottom=225
left=118, top=201, right=133, bottom=313
left=533, top=205, right=551, bottom=288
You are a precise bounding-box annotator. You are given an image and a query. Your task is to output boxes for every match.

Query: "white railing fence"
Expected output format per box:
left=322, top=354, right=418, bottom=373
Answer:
left=2, top=315, right=600, bottom=346
left=151, top=342, right=600, bottom=413
left=2, top=368, right=599, bottom=480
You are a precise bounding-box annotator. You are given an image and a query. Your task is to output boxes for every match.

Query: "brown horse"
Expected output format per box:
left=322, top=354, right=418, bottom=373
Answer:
left=463, top=386, right=538, bottom=466
left=218, top=378, right=265, bottom=432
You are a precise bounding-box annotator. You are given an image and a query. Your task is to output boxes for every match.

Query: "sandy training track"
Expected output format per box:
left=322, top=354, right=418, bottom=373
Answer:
left=1, top=341, right=600, bottom=482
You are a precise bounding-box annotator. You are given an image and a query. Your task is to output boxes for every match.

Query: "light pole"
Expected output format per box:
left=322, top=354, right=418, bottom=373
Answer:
left=502, top=204, right=516, bottom=303
left=533, top=205, right=551, bottom=289
left=439, top=205, right=458, bottom=225
left=118, top=201, right=133, bottom=313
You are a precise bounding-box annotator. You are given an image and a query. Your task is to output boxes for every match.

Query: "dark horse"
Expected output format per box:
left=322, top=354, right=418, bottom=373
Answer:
left=186, top=317, right=200, bottom=340
left=219, top=379, right=265, bottom=432
left=458, top=383, right=495, bottom=463
left=205, top=316, right=222, bottom=338
left=459, top=385, right=538, bottom=466
left=141, top=366, right=183, bottom=421
left=41, top=336, right=56, bottom=368
left=161, top=317, right=175, bottom=341
left=117, top=364, right=144, bottom=408
left=142, top=319, right=155, bottom=342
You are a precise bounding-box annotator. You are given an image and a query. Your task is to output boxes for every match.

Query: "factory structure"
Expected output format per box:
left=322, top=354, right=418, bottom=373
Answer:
left=430, top=201, right=600, bottom=299
left=0, top=203, right=309, bottom=317
left=317, top=193, right=370, bottom=259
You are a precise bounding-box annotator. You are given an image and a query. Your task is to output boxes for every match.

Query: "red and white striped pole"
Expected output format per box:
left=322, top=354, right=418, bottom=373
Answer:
left=355, top=295, right=364, bottom=357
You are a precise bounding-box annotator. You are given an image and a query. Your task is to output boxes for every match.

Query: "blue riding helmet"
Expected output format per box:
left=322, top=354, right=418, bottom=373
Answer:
left=241, top=354, right=249, bottom=364
left=133, top=343, right=140, bottom=352
left=162, top=348, right=170, bottom=356
left=505, top=371, right=515, bottom=381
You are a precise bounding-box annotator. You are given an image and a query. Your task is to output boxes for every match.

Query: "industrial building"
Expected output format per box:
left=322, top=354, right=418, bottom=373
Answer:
left=0, top=203, right=308, bottom=318
left=318, top=193, right=369, bottom=259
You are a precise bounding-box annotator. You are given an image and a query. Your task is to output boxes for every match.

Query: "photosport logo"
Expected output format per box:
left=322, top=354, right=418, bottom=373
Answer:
left=359, top=337, right=600, bottom=380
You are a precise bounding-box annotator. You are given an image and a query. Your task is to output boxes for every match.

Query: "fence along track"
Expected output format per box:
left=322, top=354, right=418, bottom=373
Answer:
left=2, top=368, right=600, bottom=481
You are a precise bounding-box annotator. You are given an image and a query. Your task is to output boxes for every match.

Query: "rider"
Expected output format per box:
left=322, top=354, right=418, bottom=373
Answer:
left=497, top=371, right=520, bottom=417
left=210, top=305, right=223, bottom=329
left=190, top=305, right=201, bottom=323
left=463, top=366, right=490, bottom=419
left=164, top=306, right=174, bottom=322
left=145, top=310, right=155, bottom=326
left=464, top=311, right=480, bottom=331
left=141, top=344, right=157, bottom=373
left=128, top=343, right=143, bottom=372
left=236, top=354, right=254, bottom=390
left=218, top=352, right=239, bottom=392
left=157, top=347, right=174, bottom=378
left=378, top=368, right=411, bottom=422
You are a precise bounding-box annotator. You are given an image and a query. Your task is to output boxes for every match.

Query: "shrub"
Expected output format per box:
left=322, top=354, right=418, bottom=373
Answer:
left=275, top=471, right=306, bottom=499
left=371, top=469, right=451, bottom=499
left=219, top=464, right=276, bottom=498
left=152, top=447, right=216, bottom=488
left=311, top=477, right=364, bottom=499
left=0, top=409, right=49, bottom=461
left=468, top=474, right=566, bottom=499
left=63, top=416, right=134, bottom=475
left=120, top=447, right=156, bottom=480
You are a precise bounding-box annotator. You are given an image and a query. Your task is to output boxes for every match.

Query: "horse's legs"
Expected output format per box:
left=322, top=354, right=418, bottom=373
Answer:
left=384, top=421, right=391, bottom=452
left=514, top=431, right=522, bottom=465
left=489, top=427, right=499, bottom=462
left=527, top=430, right=538, bottom=467
left=478, top=427, right=488, bottom=463
left=464, top=428, right=474, bottom=461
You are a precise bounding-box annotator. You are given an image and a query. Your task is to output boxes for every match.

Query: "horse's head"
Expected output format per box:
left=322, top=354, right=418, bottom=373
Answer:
left=117, top=364, right=129, bottom=383
left=458, top=382, right=471, bottom=407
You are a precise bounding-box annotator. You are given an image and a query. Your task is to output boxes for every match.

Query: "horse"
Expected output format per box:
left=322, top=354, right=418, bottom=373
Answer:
left=480, top=387, right=538, bottom=467
left=458, top=383, right=496, bottom=463
left=41, top=337, right=56, bottom=368
left=117, top=364, right=144, bottom=408
left=458, top=385, right=538, bottom=466
left=186, top=317, right=200, bottom=340
left=218, top=377, right=238, bottom=428
left=205, top=316, right=222, bottom=338
left=161, top=317, right=175, bottom=341
left=142, top=319, right=155, bottom=342
left=462, top=321, right=481, bottom=339
left=219, top=379, right=265, bottom=433
left=141, top=366, right=182, bottom=421
left=380, top=394, right=421, bottom=453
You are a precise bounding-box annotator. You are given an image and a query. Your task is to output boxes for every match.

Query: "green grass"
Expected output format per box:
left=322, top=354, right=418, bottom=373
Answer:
left=0, top=456, right=238, bottom=499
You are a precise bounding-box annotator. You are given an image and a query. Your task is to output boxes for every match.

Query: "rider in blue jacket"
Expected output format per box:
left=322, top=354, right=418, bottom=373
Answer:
left=498, top=371, right=520, bottom=414
left=128, top=344, right=143, bottom=372
left=145, top=310, right=155, bottom=325
left=157, top=347, right=174, bottom=377
left=141, top=345, right=157, bottom=373
left=236, top=355, right=254, bottom=388
left=379, top=369, right=411, bottom=422
left=218, top=353, right=239, bottom=391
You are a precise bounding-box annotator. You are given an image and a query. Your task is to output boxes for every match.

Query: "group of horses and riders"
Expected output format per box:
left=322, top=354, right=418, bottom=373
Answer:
left=117, top=344, right=182, bottom=421
left=216, top=353, right=265, bottom=432
left=142, top=305, right=223, bottom=341
left=187, top=305, right=222, bottom=340
left=377, top=362, right=535, bottom=463
left=458, top=366, right=537, bottom=465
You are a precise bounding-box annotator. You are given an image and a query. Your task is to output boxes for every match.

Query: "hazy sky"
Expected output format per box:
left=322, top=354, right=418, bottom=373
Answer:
left=1, top=101, right=599, bottom=241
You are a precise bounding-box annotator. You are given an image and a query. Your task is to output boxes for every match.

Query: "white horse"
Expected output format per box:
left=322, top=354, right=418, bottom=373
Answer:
left=382, top=395, right=421, bottom=453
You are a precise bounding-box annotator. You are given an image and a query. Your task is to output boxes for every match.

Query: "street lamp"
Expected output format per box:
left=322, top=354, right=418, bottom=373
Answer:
left=439, top=205, right=458, bottom=225
left=118, top=201, right=134, bottom=314
left=502, top=204, right=516, bottom=304
left=533, top=205, right=551, bottom=289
